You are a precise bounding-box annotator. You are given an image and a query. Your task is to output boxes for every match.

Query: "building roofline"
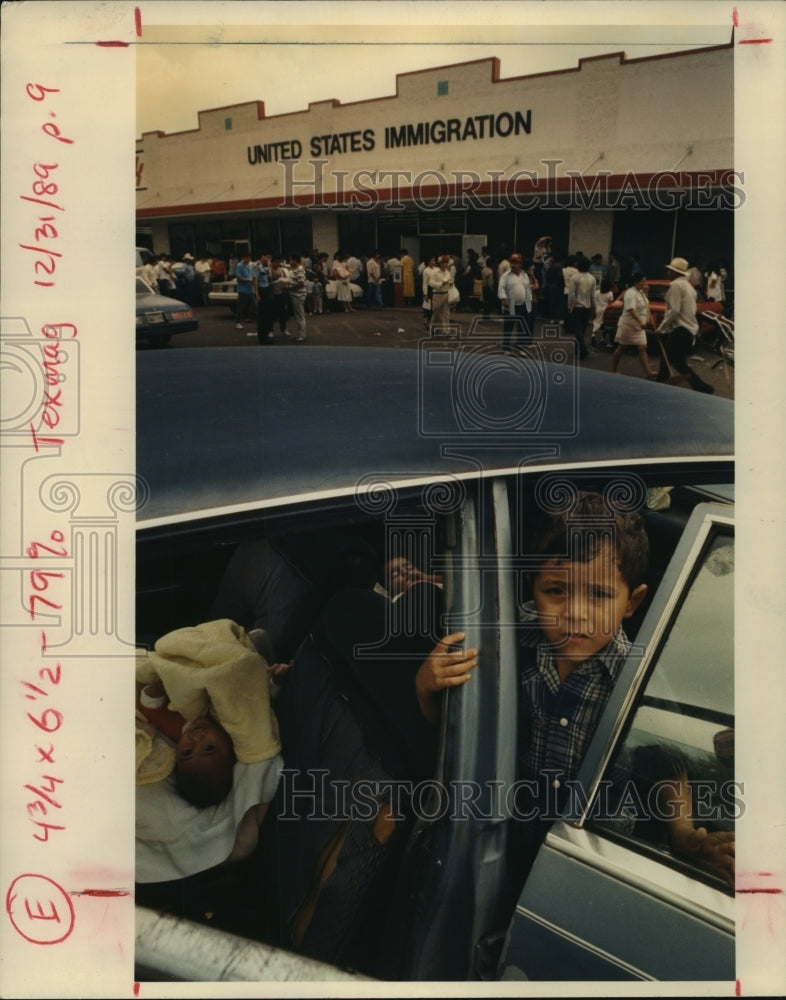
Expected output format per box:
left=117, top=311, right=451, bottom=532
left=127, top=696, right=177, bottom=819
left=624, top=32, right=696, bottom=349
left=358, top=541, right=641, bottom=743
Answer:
left=136, top=38, right=733, bottom=141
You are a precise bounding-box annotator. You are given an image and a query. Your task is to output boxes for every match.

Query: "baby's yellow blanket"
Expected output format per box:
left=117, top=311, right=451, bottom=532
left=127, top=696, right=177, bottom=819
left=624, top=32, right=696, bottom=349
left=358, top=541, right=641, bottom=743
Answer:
left=135, top=619, right=280, bottom=785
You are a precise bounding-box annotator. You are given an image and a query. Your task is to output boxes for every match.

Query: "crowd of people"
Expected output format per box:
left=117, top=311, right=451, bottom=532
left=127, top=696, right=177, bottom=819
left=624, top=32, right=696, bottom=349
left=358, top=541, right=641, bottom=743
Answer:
left=138, top=240, right=729, bottom=388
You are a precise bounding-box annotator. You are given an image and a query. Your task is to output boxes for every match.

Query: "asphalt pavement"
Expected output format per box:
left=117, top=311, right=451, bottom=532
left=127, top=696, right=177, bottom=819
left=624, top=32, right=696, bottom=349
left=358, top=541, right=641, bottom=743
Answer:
left=139, top=300, right=735, bottom=400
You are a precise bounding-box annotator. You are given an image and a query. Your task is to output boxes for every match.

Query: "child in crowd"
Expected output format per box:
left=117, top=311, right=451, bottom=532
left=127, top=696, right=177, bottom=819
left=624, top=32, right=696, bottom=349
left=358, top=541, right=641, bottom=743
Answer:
left=136, top=618, right=281, bottom=809
left=311, top=278, right=324, bottom=315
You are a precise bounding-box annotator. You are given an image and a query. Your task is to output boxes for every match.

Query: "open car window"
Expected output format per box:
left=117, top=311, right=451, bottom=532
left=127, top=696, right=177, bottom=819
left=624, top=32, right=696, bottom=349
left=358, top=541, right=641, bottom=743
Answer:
left=584, top=512, right=735, bottom=891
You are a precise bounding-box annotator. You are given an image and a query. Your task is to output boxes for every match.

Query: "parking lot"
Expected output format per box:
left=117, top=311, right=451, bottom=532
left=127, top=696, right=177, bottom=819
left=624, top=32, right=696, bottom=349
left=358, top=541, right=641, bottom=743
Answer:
left=138, top=301, right=735, bottom=400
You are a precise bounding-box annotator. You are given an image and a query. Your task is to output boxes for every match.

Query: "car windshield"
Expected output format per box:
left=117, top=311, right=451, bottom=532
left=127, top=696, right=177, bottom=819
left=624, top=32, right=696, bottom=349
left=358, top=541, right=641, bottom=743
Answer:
left=137, top=276, right=154, bottom=294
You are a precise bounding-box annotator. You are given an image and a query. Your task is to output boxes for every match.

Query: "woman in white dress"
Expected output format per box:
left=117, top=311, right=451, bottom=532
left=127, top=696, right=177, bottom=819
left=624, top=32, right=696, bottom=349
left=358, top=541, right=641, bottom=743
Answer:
left=332, top=253, right=355, bottom=312
left=611, top=274, right=657, bottom=378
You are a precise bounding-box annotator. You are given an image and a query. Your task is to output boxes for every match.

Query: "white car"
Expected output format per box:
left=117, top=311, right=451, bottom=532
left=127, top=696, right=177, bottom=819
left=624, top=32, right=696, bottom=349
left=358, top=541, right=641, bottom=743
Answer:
left=208, top=278, right=363, bottom=311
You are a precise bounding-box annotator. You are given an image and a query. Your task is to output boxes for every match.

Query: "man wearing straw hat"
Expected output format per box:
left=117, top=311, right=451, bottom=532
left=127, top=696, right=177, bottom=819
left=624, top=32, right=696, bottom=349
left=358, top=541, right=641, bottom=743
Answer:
left=655, top=256, right=714, bottom=393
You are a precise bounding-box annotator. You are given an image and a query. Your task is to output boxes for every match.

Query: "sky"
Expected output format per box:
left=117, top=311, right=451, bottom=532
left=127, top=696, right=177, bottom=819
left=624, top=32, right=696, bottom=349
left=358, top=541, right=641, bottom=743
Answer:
left=136, top=1, right=734, bottom=137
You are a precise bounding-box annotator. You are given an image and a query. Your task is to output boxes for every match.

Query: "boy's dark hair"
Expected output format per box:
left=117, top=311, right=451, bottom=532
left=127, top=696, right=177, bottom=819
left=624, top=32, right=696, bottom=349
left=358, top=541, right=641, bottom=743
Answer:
left=528, top=490, right=649, bottom=589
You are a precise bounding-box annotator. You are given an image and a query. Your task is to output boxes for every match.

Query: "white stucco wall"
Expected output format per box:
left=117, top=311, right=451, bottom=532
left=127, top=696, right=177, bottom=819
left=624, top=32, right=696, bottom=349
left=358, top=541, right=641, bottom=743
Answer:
left=569, top=211, right=614, bottom=259
left=136, top=45, right=733, bottom=216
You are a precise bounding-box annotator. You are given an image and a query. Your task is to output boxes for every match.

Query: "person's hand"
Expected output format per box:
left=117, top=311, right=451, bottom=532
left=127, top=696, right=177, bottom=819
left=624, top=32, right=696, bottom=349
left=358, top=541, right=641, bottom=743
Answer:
left=415, top=633, right=478, bottom=725
left=268, top=660, right=293, bottom=680
left=671, top=826, right=735, bottom=886
left=405, top=567, right=443, bottom=591
left=144, top=679, right=166, bottom=699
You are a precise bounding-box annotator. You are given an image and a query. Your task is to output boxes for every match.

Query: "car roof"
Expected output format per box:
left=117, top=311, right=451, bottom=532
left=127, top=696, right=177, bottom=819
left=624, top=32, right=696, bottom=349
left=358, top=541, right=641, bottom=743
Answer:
left=136, top=347, right=734, bottom=527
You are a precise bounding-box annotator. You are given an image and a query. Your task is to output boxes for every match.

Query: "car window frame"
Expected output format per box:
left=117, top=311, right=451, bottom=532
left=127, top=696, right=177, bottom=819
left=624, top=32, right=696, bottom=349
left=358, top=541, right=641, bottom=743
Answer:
left=553, top=503, right=735, bottom=894
left=568, top=501, right=734, bottom=822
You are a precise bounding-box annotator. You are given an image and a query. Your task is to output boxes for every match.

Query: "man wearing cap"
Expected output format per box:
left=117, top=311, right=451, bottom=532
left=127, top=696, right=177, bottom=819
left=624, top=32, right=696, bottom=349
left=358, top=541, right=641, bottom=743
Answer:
left=656, top=257, right=714, bottom=393
left=498, top=253, right=533, bottom=351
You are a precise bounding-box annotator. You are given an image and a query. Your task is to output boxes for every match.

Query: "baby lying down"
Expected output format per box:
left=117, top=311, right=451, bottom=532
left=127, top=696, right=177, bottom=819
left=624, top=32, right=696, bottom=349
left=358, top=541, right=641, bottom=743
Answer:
left=135, top=619, right=283, bottom=885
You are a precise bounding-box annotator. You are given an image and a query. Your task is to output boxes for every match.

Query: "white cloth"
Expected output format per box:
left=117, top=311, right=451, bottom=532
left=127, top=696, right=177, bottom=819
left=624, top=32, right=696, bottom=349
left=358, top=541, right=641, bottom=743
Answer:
left=135, top=756, right=282, bottom=883
left=593, top=289, right=614, bottom=332
left=705, top=270, right=725, bottom=302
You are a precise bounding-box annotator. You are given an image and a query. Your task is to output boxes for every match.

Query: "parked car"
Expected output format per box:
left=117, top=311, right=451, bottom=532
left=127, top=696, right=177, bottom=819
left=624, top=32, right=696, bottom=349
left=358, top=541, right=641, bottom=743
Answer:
left=135, top=341, right=735, bottom=983
left=208, top=278, right=363, bottom=312
left=601, top=279, right=724, bottom=348
left=136, top=275, right=198, bottom=346
left=207, top=278, right=239, bottom=312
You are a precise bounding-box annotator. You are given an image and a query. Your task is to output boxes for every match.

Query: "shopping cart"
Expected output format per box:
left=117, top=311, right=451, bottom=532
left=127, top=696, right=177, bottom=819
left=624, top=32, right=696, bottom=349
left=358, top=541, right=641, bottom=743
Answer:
left=700, top=312, right=734, bottom=368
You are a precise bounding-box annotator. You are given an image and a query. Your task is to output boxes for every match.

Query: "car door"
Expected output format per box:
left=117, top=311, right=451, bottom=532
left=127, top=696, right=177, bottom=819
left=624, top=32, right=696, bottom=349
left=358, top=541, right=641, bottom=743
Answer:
left=393, top=474, right=521, bottom=981
left=498, top=501, right=735, bottom=981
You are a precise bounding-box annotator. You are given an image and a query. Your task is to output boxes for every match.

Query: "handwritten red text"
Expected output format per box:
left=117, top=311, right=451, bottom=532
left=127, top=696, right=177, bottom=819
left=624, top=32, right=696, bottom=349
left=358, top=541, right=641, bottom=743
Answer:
left=21, top=628, right=66, bottom=842
left=20, top=84, right=73, bottom=289
left=28, top=323, right=79, bottom=452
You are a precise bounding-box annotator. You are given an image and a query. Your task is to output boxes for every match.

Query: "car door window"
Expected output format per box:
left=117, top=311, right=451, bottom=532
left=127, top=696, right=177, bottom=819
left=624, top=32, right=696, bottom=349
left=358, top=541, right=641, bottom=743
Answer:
left=587, top=526, right=736, bottom=889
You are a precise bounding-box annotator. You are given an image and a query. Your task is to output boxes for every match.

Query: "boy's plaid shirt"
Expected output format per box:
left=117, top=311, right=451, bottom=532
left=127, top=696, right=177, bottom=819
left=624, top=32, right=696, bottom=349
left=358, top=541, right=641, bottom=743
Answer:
left=517, top=601, right=631, bottom=788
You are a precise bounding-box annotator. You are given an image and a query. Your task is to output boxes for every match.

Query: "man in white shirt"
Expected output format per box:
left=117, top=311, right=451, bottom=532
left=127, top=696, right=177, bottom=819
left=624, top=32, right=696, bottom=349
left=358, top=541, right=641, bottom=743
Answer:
left=656, top=257, right=714, bottom=393
left=366, top=250, right=384, bottom=308
left=194, top=255, right=213, bottom=306
left=141, top=259, right=159, bottom=293
left=346, top=253, right=362, bottom=282
left=497, top=253, right=533, bottom=351
left=566, top=257, right=596, bottom=359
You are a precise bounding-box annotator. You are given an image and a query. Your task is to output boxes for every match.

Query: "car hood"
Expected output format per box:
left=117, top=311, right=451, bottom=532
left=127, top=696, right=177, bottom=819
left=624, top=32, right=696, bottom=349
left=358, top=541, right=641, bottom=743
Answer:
left=137, top=291, right=192, bottom=311
left=137, top=347, right=734, bottom=526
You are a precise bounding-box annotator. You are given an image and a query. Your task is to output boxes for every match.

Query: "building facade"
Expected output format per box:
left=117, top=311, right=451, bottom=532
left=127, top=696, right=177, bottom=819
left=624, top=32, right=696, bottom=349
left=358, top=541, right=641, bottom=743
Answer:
left=136, top=42, right=735, bottom=281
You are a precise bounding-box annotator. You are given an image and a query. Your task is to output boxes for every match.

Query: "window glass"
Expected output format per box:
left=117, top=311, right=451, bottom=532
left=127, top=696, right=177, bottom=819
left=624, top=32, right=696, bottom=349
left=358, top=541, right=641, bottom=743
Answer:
left=588, top=530, right=736, bottom=889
